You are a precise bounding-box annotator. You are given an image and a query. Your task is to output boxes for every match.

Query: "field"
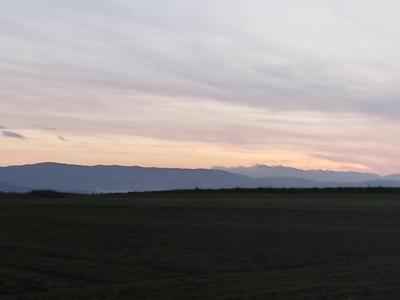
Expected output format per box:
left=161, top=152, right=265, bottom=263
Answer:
left=2, top=189, right=400, bottom=299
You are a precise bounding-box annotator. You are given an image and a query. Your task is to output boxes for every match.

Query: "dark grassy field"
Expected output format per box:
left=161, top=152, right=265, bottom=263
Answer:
left=2, top=189, right=400, bottom=299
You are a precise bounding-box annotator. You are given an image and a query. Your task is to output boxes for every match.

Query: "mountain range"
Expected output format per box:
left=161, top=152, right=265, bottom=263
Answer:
left=0, top=162, right=400, bottom=193
left=213, top=164, right=382, bottom=183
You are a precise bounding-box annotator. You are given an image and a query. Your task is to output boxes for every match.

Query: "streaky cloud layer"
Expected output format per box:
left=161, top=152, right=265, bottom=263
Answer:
left=1, top=0, right=400, bottom=173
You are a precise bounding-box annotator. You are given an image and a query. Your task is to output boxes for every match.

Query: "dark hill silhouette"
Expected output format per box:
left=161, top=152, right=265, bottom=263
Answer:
left=0, top=162, right=257, bottom=193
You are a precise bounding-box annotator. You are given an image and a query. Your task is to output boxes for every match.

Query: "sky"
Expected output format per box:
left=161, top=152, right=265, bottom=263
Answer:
left=1, top=0, right=400, bottom=174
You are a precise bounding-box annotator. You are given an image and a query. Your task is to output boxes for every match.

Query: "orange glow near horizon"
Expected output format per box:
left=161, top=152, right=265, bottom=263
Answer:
left=0, top=128, right=383, bottom=174
left=1, top=100, right=399, bottom=176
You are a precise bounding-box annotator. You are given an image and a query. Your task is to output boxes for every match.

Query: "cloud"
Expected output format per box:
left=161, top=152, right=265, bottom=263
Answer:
left=2, top=130, right=26, bottom=140
left=1, top=0, right=399, bottom=121
left=43, top=127, right=57, bottom=132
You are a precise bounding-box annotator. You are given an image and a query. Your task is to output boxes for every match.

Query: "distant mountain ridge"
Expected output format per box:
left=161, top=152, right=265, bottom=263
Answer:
left=213, top=164, right=382, bottom=183
left=0, top=162, right=400, bottom=193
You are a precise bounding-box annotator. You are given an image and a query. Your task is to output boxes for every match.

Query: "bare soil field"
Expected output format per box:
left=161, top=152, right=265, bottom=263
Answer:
left=1, top=188, right=400, bottom=299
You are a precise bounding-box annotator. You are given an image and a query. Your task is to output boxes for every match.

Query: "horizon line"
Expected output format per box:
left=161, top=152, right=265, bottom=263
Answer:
left=0, top=161, right=395, bottom=176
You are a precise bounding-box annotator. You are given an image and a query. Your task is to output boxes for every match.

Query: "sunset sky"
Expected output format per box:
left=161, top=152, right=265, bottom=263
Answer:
left=1, top=0, right=400, bottom=174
